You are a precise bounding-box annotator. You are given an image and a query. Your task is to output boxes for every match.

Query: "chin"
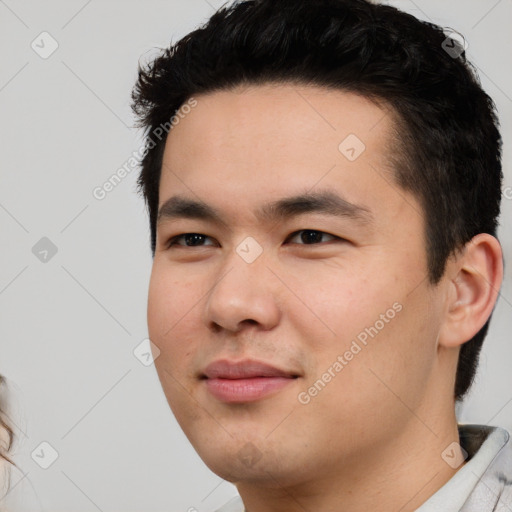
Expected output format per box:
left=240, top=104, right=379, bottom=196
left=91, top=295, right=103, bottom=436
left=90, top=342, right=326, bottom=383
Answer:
left=190, top=433, right=307, bottom=488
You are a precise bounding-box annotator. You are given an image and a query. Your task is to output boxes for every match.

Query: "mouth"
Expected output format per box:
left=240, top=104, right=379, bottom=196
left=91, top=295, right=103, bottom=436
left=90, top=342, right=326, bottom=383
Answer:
left=200, top=359, right=300, bottom=403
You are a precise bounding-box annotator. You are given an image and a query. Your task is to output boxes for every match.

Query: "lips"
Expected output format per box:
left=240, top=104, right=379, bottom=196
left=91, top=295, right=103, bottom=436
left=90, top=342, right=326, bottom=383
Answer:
left=201, top=359, right=299, bottom=403
left=202, top=359, right=298, bottom=379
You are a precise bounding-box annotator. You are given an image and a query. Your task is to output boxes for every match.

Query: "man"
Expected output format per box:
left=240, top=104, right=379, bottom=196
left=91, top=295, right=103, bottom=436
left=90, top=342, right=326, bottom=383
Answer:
left=131, top=0, right=511, bottom=510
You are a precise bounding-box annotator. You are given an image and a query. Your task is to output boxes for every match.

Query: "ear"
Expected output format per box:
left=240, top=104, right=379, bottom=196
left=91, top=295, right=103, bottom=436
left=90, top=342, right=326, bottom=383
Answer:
left=438, top=233, right=503, bottom=349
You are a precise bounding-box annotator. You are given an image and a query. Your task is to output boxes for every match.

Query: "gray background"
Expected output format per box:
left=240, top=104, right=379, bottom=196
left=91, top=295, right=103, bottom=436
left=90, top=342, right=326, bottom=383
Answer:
left=1, top=0, right=511, bottom=510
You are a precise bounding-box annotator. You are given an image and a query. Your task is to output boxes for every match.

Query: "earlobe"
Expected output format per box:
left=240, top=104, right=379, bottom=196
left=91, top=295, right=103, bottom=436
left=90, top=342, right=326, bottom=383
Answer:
left=438, top=233, right=503, bottom=349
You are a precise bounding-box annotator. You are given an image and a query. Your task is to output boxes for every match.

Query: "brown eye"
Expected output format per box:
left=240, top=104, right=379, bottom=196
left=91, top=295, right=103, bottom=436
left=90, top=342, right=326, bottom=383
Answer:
left=167, top=233, right=217, bottom=248
left=287, top=230, right=339, bottom=245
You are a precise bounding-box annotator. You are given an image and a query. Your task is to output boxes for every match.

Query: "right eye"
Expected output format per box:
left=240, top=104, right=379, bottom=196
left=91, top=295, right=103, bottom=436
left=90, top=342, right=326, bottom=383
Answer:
left=165, top=233, right=218, bottom=249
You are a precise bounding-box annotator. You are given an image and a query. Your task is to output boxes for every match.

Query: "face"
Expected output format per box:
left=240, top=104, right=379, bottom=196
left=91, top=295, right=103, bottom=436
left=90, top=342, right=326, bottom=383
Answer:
left=147, top=84, right=448, bottom=486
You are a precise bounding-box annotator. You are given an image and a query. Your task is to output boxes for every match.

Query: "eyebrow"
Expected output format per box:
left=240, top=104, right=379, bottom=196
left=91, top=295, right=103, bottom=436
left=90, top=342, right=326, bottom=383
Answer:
left=157, top=189, right=373, bottom=228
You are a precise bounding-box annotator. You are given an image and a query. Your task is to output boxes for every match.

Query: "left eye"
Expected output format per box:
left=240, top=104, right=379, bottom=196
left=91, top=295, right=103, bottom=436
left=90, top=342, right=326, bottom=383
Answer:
left=286, top=230, right=338, bottom=245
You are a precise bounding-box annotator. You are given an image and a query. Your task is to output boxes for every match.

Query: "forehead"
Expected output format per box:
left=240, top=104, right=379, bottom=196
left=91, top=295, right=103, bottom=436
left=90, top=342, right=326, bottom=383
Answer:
left=158, top=83, right=418, bottom=230
left=164, top=83, right=393, bottom=162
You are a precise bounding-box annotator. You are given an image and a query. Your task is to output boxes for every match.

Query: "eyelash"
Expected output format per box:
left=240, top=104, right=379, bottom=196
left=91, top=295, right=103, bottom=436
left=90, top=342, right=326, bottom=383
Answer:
left=165, top=230, right=343, bottom=249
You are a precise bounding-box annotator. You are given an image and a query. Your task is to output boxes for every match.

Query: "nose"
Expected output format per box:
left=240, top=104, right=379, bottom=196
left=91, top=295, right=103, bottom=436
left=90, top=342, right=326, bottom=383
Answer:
left=203, top=248, right=282, bottom=334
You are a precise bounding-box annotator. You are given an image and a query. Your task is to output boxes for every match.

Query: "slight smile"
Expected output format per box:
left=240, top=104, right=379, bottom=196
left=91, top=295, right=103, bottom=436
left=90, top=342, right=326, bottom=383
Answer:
left=201, top=359, right=300, bottom=403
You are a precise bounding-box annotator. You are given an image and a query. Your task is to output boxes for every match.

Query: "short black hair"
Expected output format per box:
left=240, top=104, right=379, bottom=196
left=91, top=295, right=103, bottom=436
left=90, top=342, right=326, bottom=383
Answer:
left=131, top=0, right=503, bottom=401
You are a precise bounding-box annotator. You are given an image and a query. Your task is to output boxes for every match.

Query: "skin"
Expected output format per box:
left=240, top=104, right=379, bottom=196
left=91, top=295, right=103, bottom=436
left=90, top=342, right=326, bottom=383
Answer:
left=147, top=83, right=503, bottom=512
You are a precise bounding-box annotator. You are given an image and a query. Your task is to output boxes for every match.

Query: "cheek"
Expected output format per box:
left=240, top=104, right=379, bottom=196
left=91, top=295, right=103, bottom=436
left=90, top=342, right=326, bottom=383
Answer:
left=147, top=266, right=202, bottom=420
left=147, top=265, right=198, bottom=366
left=148, top=261, right=196, bottom=332
left=282, top=262, right=384, bottom=353
left=289, top=262, right=437, bottom=394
